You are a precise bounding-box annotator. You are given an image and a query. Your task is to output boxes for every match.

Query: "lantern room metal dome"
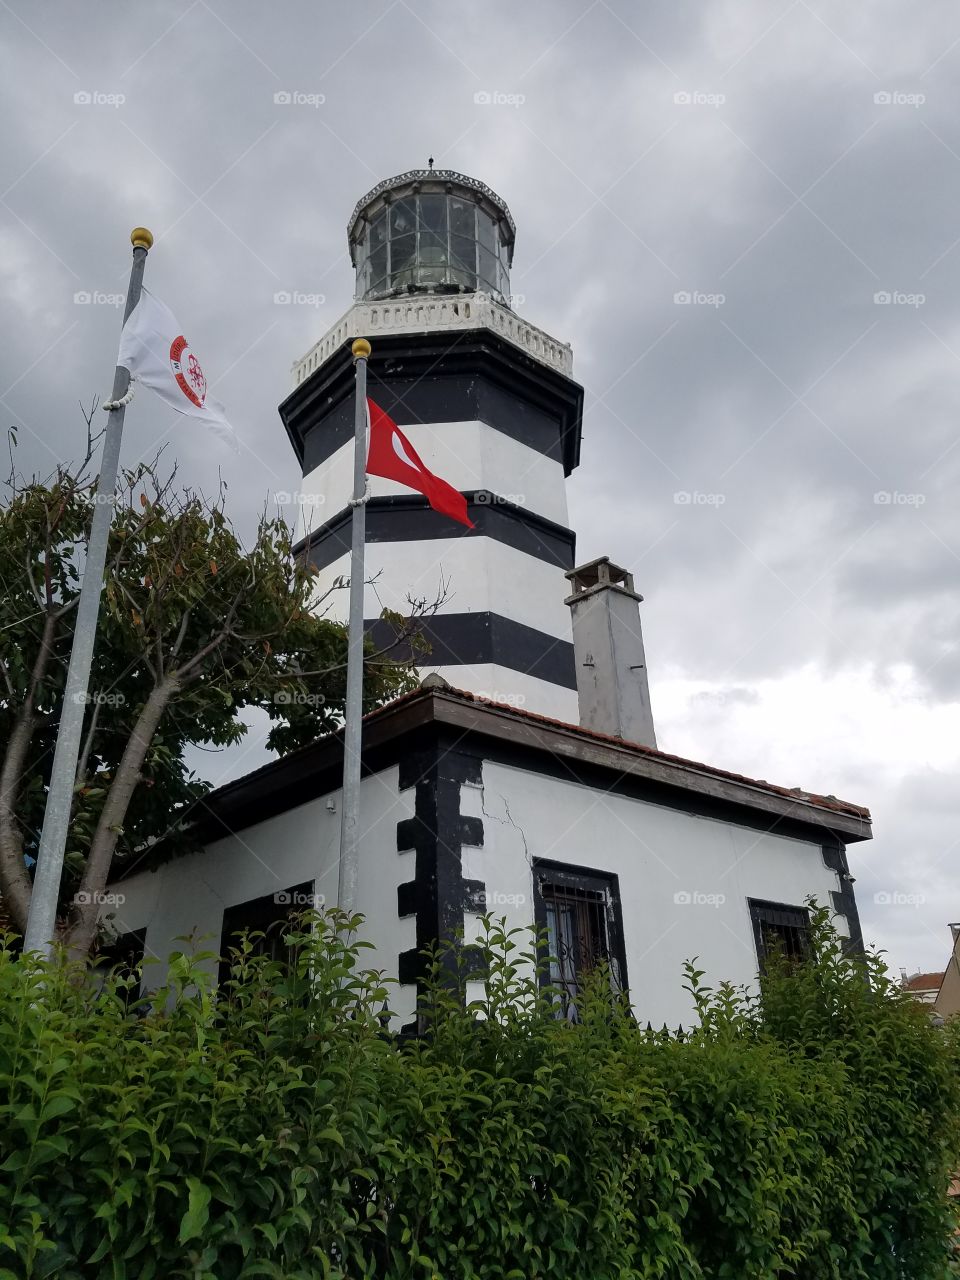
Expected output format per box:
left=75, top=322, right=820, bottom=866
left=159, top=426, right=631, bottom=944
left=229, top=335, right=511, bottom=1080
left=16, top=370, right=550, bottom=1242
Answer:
left=347, top=167, right=517, bottom=308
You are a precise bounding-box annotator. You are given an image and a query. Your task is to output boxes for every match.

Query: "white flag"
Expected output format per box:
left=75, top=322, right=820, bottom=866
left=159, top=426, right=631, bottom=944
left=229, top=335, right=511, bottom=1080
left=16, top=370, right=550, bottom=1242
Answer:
left=117, top=288, right=239, bottom=452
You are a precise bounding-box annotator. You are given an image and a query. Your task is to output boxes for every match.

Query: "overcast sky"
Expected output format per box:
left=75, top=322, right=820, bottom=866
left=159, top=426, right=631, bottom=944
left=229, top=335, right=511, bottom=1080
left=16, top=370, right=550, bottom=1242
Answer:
left=2, top=1, right=959, bottom=975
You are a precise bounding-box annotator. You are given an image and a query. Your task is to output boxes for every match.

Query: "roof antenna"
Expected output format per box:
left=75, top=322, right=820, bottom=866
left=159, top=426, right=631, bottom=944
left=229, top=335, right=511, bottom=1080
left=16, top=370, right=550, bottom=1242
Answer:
left=427, top=156, right=434, bottom=171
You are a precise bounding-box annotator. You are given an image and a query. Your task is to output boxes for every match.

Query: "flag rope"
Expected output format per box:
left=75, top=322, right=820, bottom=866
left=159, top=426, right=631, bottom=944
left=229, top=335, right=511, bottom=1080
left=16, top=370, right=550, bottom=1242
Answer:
left=102, top=385, right=136, bottom=412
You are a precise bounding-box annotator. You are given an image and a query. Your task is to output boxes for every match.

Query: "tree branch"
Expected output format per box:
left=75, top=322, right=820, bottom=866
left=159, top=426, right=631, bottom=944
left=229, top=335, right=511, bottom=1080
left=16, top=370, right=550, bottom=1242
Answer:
left=0, top=608, right=58, bottom=931
left=66, top=676, right=179, bottom=956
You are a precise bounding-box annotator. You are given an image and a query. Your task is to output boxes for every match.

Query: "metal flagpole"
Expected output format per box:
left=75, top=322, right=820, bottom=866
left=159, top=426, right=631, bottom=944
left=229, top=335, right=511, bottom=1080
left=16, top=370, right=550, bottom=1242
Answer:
left=337, top=337, right=371, bottom=915
left=23, top=227, right=154, bottom=958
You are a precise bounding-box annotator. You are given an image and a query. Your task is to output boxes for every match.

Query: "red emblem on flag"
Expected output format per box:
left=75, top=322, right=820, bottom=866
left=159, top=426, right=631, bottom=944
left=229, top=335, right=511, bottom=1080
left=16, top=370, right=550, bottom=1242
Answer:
left=169, top=335, right=207, bottom=409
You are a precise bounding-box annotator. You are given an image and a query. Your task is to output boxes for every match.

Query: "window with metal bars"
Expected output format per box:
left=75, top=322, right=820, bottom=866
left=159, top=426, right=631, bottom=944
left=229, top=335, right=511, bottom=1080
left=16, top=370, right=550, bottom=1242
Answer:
left=532, top=860, right=628, bottom=1021
left=93, top=927, right=147, bottom=1008
left=218, top=882, right=315, bottom=987
left=748, top=899, right=811, bottom=972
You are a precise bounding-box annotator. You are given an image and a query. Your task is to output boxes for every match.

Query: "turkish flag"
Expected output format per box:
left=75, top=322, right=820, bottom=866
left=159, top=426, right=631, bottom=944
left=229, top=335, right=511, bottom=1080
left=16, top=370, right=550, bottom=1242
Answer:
left=365, top=398, right=474, bottom=528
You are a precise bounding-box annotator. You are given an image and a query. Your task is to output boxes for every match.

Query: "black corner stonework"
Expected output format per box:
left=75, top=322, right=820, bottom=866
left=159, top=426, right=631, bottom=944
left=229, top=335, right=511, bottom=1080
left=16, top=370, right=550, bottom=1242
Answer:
left=396, top=740, right=485, bottom=1023
left=822, top=839, right=864, bottom=956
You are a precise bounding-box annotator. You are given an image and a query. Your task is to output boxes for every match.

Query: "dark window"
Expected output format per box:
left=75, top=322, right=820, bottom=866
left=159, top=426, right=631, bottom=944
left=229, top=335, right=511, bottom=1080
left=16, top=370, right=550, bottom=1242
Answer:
left=94, top=927, right=147, bottom=1006
left=218, top=882, right=316, bottom=987
left=532, top=860, right=628, bottom=1020
left=748, top=899, right=810, bottom=971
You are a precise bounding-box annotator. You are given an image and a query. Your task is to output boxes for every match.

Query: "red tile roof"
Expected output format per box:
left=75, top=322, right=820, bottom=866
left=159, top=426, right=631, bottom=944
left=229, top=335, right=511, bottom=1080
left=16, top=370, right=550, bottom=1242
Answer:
left=904, top=971, right=944, bottom=991
left=381, top=682, right=871, bottom=823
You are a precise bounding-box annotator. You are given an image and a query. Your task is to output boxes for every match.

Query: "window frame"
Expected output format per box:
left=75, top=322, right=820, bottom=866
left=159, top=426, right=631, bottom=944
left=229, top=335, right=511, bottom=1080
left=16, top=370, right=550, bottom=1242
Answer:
left=218, top=881, right=316, bottom=987
left=531, top=859, right=629, bottom=1014
left=747, top=898, right=811, bottom=972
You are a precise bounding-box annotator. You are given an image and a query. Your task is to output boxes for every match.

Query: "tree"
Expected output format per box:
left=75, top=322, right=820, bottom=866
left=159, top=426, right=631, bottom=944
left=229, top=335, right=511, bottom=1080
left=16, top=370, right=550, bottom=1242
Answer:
left=0, top=419, right=417, bottom=957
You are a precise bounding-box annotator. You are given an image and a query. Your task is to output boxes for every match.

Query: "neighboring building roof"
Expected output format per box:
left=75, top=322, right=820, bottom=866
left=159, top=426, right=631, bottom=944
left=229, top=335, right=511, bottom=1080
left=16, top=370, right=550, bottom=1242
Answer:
left=118, top=683, right=872, bottom=878
left=903, top=971, right=944, bottom=993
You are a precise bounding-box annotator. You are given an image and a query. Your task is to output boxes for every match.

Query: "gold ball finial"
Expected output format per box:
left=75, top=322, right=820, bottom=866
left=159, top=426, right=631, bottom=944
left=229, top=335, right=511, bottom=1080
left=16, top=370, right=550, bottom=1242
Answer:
left=130, top=227, right=154, bottom=251
left=351, top=338, right=372, bottom=360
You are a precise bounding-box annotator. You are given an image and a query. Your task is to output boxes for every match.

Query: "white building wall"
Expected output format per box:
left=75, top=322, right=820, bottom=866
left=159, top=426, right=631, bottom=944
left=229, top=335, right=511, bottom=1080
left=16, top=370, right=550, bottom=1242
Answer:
left=468, top=760, right=847, bottom=1027
left=108, top=765, right=417, bottom=1024
left=107, top=753, right=850, bottom=1031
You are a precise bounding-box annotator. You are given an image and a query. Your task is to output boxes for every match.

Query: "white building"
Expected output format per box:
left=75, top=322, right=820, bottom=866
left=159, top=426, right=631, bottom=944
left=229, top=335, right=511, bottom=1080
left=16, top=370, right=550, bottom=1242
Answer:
left=108, top=167, right=871, bottom=1029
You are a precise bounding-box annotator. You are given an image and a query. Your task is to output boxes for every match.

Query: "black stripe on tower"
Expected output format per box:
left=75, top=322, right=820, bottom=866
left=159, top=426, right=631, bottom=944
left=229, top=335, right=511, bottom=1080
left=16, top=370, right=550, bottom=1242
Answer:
left=296, top=492, right=576, bottom=572
left=278, top=330, right=585, bottom=478
left=396, top=743, right=485, bottom=1027
left=366, top=613, right=577, bottom=689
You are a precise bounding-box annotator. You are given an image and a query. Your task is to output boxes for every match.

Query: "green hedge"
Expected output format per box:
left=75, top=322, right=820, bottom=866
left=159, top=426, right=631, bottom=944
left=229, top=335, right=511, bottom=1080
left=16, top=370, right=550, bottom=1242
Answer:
left=1, top=909, right=958, bottom=1279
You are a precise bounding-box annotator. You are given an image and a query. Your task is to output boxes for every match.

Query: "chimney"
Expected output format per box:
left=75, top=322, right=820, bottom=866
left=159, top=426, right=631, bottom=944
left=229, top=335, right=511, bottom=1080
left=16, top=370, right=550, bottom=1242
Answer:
left=564, top=557, right=657, bottom=747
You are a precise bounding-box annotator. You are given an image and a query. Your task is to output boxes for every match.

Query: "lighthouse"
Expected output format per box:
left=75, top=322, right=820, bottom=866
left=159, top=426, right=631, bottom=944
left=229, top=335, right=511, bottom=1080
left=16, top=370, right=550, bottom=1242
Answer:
left=278, top=166, right=584, bottom=721
left=111, top=167, right=871, bottom=1031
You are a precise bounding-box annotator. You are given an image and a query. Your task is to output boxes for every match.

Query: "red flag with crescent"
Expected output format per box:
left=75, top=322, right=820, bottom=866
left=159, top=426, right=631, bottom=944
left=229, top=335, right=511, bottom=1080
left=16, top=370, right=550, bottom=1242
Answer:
left=365, top=398, right=473, bottom=528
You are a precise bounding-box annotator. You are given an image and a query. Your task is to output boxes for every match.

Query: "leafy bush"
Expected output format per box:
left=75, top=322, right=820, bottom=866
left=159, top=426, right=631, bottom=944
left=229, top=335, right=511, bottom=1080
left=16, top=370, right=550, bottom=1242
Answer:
left=0, top=908, right=958, bottom=1278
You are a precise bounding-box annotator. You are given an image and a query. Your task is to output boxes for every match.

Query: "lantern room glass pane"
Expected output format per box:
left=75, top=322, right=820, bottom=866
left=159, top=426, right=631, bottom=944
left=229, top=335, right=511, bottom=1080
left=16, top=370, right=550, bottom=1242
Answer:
left=478, top=246, right=498, bottom=295
left=390, top=199, right=415, bottom=237
left=391, top=232, right=415, bottom=271
left=418, top=194, right=446, bottom=236
left=478, top=209, right=497, bottom=254
left=450, top=233, right=477, bottom=290
left=496, top=260, right=510, bottom=300
left=450, top=196, right=476, bottom=238
left=370, top=209, right=388, bottom=247
left=450, top=233, right=477, bottom=273
left=368, top=243, right=387, bottom=292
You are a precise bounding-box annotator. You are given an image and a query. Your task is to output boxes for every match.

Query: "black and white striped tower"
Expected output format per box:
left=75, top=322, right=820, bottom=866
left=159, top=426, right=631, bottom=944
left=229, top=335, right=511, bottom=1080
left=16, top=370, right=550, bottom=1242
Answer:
left=279, top=167, right=584, bottom=721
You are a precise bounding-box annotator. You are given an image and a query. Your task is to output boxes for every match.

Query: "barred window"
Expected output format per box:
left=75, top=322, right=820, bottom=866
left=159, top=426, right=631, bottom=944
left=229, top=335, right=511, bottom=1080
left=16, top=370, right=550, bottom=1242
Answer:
left=218, top=881, right=316, bottom=986
left=532, top=861, right=627, bottom=1021
left=748, top=899, right=811, bottom=971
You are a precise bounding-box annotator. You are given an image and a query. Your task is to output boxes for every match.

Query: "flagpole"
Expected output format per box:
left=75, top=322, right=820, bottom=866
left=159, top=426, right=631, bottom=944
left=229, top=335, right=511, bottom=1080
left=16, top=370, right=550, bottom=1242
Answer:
left=23, top=228, right=154, bottom=959
left=337, top=337, right=370, bottom=915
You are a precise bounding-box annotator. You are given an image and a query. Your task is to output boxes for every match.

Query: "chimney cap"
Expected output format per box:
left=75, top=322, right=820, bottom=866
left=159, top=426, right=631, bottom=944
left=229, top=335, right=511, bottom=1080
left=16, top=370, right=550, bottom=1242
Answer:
left=565, top=555, right=643, bottom=603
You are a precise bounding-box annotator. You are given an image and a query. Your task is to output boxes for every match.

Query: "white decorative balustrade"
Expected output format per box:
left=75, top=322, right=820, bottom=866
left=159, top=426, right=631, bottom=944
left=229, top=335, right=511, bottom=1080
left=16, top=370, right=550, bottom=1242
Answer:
left=292, top=294, right=574, bottom=386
